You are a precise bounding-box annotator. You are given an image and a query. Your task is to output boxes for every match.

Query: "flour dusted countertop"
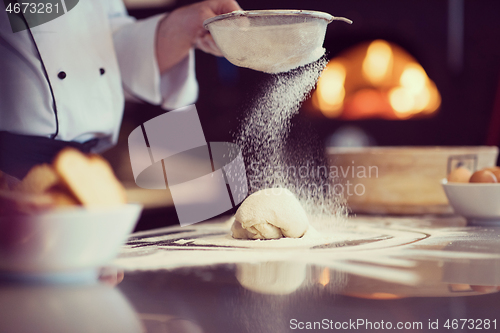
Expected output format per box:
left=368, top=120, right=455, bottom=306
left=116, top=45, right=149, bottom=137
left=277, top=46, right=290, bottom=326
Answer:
left=113, top=214, right=500, bottom=287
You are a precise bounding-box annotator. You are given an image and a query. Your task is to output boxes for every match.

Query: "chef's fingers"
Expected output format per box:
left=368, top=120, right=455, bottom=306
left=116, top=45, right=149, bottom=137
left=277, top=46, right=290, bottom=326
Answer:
left=221, top=0, right=242, bottom=14
left=196, top=34, right=224, bottom=57
left=211, top=0, right=242, bottom=15
left=199, top=0, right=242, bottom=26
left=205, top=34, right=223, bottom=56
left=194, top=35, right=211, bottom=53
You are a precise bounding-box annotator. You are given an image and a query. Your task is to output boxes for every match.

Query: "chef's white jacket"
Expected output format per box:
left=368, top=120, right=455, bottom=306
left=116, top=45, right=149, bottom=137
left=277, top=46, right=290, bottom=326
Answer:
left=0, top=0, right=198, bottom=151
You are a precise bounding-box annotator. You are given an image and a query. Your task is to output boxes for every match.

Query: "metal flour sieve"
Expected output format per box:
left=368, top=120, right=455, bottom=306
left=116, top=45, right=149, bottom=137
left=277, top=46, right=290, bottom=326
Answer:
left=203, top=10, right=352, bottom=74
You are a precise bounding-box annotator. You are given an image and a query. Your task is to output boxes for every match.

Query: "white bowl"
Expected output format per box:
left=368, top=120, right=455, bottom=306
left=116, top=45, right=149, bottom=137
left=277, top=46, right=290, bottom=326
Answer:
left=441, top=180, right=500, bottom=225
left=0, top=204, right=142, bottom=277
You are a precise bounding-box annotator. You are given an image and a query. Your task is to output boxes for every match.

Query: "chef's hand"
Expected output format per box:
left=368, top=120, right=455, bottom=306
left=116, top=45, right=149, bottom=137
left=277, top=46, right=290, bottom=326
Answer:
left=156, top=0, right=242, bottom=74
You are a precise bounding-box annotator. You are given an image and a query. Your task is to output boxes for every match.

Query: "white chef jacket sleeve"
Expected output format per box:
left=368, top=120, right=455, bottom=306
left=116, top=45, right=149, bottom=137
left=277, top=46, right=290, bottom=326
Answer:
left=106, top=1, right=198, bottom=109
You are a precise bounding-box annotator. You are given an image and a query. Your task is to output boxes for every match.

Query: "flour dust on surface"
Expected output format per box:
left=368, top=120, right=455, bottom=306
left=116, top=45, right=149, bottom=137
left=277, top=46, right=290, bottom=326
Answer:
left=235, top=57, right=348, bottom=230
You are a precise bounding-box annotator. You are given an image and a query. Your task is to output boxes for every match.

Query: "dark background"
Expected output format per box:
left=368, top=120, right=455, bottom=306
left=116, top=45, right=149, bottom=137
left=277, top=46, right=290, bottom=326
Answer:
left=112, top=0, right=500, bottom=230
left=121, top=0, right=500, bottom=149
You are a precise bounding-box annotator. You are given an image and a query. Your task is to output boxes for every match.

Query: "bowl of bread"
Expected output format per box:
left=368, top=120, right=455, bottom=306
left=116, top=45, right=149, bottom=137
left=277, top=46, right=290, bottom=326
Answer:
left=0, top=148, right=141, bottom=278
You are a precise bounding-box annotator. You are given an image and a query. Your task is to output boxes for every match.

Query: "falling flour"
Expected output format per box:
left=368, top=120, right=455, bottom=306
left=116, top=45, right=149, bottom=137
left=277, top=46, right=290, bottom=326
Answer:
left=235, top=57, right=348, bottom=233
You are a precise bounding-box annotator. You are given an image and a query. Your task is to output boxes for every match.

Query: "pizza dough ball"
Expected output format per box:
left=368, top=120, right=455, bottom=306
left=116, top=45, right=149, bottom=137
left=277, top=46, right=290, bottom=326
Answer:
left=231, top=188, right=309, bottom=239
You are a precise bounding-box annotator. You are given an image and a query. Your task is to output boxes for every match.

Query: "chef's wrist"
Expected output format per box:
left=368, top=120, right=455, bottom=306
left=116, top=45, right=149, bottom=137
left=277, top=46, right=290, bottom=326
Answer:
left=155, top=0, right=242, bottom=73
left=155, top=11, right=196, bottom=74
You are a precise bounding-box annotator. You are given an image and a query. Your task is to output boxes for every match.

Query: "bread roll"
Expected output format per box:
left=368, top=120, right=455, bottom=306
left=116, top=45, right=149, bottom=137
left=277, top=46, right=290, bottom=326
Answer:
left=14, top=164, right=59, bottom=194
left=54, top=148, right=126, bottom=206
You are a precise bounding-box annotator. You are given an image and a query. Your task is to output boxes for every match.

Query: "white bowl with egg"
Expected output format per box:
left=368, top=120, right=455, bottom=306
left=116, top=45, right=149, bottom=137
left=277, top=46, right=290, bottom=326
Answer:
left=442, top=180, right=500, bottom=225
left=0, top=204, right=141, bottom=281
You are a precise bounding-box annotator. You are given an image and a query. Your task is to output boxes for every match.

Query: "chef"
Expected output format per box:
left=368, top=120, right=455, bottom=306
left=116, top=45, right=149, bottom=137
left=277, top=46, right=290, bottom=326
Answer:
left=0, top=0, right=241, bottom=179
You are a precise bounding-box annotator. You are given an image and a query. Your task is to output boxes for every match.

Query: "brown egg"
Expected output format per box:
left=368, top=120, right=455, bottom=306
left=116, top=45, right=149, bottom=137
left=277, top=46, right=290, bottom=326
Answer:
left=447, top=167, right=472, bottom=183
left=469, top=170, right=498, bottom=183
left=484, top=166, right=500, bottom=180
